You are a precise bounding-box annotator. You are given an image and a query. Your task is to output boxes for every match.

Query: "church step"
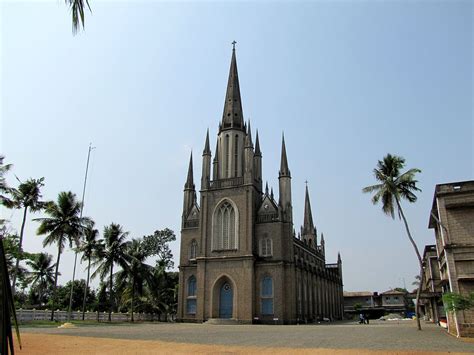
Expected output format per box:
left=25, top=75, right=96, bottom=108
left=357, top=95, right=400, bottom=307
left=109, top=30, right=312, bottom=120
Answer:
left=205, top=318, right=242, bottom=325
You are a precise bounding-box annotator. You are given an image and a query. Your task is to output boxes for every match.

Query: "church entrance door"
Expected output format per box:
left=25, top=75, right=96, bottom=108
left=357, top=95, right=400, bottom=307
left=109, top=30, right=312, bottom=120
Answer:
left=219, top=282, right=233, bottom=318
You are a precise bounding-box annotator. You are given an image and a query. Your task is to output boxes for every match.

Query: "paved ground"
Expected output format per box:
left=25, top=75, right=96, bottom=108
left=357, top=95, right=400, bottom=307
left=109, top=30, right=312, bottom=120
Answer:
left=20, top=320, right=474, bottom=353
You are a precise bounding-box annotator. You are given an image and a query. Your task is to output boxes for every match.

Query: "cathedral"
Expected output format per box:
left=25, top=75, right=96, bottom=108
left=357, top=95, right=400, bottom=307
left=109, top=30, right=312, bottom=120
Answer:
left=177, top=46, right=344, bottom=324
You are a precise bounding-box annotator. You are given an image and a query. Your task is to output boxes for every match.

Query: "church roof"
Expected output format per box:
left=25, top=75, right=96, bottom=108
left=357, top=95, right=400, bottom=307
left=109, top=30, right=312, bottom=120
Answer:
left=221, top=44, right=245, bottom=131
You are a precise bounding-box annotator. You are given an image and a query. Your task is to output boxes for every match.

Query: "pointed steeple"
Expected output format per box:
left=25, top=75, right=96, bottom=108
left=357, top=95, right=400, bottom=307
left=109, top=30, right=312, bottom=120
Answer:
left=265, top=182, right=269, bottom=195
left=203, top=129, right=211, bottom=155
left=255, top=130, right=261, bottom=156
left=221, top=44, right=244, bottom=131
left=279, top=133, right=290, bottom=177
left=338, top=252, right=342, bottom=263
left=303, top=184, right=315, bottom=235
left=245, top=120, right=253, bottom=147
left=185, top=152, right=194, bottom=189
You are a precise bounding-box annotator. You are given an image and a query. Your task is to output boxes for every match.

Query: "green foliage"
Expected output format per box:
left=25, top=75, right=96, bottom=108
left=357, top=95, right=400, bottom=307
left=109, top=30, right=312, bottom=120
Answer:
left=442, top=292, right=474, bottom=313
left=353, top=303, right=363, bottom=312
left=52, top=279, right=95, bottom=311
left=394, top=288, right=408, bottom=293
left=142, top=228, right=176, bottom=269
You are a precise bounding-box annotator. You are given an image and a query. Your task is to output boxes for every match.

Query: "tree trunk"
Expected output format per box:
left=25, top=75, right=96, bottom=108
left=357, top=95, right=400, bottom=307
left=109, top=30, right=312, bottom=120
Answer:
left=51, top=244, right=62, bottom=322
left=396, top=198, right=424, bottom=331
left=82, top=256, right=91, bottom=320
left=12, top=206, right=28, bottom=295
left=131, top=279, right=135, bottom=322
left=108, top=265, right=113, bottom=322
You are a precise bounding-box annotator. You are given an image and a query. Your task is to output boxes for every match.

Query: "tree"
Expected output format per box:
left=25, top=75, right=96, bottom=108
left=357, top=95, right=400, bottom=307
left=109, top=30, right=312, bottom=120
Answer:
left=6, top=177, right=47, bottom=294
left=0, top=155, right=12, bottom=207
left=66, top=0, right=92, bottom=33
left=79, top=221, right=103, bottom=320
left=116, top=238, right=153, bottom=322
left=92, top=223, right=130, bottom=321
left=53, top=279, right=95, bottom=312
left=363, top=153, right=423, bottom=330
left=442, top=292, right=474, bottom=313
left=35, top=191, right=90, bottom=321
left=142, top=228, right=176, bottom=268
left=26, top=252, right=56, bottom=306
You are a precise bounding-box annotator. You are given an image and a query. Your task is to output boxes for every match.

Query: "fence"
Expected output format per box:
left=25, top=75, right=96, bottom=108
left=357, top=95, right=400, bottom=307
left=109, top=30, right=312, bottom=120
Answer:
left=16, top=309, right=173, bottom=323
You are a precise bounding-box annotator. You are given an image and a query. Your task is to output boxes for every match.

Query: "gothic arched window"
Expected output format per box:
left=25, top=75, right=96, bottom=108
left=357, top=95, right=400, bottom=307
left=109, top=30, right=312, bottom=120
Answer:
left=190, top=240, right=198, bottom=260
left=261, top=276, right=274, bottom=315
left=260, top=238, right=272, bottom=257
left=187, top=276, right=197, bottom=314
left=213, top=200, right=237, bottom=250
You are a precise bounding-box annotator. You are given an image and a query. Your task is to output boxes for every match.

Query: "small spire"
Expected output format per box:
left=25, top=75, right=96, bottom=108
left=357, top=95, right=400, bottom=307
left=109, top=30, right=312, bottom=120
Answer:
left=303, top=184, right=315, bottom=235
left=338, top=252, right=342, bottom=263
left=185, top=151, right=194, bottom=189
left=245, top=119, right=253, bottom=147
left=321, top=233, right=325, bottom=244
left=270, top=187, right=274, bottom=200
left=255, top=130, right=261, bottom=156
left=265, top=181, right=269, bottom=195
left=279, top=133, right=290, bottom=177
left=203, top=129, right=211, bottom=155
left=213, top=141, right=219, bottom=163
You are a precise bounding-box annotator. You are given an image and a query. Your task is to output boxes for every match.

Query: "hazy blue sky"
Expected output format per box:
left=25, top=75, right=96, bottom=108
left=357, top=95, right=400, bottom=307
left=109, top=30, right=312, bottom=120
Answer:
left=1, top=0, right=472, bottom=292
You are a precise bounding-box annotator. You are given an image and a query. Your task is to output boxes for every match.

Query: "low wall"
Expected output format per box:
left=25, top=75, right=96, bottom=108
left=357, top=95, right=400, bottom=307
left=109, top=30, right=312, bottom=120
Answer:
left=16, top=309, right=173, bottom=322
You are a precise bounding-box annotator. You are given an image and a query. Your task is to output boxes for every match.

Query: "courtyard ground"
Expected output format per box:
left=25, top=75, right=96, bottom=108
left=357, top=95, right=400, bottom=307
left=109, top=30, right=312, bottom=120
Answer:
left=15, top=320, right=474, bottom=354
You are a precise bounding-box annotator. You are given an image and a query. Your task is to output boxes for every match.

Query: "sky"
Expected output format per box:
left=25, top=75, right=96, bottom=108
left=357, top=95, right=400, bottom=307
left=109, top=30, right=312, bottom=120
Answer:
left=1, top=0, right=472, bottom=293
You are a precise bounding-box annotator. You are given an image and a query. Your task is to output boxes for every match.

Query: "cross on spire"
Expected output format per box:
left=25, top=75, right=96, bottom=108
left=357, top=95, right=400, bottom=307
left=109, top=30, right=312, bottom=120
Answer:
left=232, top=40, right=237, bottom=50
left=305, top=180, right=308, bottom=186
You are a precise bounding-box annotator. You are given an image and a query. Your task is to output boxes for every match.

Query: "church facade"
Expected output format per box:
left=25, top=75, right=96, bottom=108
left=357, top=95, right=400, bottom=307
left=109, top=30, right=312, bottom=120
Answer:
left=177, top=47, right=344, bottom=324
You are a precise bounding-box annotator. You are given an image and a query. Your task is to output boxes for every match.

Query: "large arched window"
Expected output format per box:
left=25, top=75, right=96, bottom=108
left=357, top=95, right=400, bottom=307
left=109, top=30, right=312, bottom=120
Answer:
left=261, top=276, right=273, bottom=315
left=186, top=276, right=197, bottom=314
left=190, top=240, right=198, bottom=260
left=213, top=201, right=237, bottom=250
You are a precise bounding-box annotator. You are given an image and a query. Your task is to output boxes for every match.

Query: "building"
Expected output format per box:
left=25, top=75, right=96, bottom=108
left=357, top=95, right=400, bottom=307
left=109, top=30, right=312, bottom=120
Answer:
left=176, top=46, right=344, bottom=324
left=344, top=289, right=410, bottom=319
left=419, top=245, right=444, bottom=324
left=428, top=180, right=474, bottom=337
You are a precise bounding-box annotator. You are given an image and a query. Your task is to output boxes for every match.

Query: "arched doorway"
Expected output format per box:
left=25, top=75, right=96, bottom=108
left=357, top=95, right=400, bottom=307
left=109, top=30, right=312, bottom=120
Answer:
left=219, top=282, right=233, bottom=318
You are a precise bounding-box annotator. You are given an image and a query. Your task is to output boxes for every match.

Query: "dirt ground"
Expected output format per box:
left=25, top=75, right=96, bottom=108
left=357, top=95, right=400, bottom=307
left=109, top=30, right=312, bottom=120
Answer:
left=12, top=333, right=471, bottom=355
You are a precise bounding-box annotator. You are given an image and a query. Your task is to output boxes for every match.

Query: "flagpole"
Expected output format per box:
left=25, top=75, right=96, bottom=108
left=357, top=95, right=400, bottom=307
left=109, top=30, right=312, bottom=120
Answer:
left=67, top=143, right=95, bottom=321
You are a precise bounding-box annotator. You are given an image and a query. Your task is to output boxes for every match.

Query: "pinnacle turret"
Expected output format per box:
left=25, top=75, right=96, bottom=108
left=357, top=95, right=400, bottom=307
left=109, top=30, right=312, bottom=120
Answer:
left=255, top=130, right=261, bottom=157
left=185, top=152, right=194, bottom=189
left=203, top=129, right=211, bottom=155
left=303, top=185, right=315, bottom=235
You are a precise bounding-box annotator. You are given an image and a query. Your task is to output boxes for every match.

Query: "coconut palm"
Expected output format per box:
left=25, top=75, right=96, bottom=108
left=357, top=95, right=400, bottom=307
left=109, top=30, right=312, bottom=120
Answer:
left=66, top=0, right=91, bottom=33
left=363, top=153, right=423, bottom=330
left=6, top=178, right=47, bottom=293
left=35, top=191, right=90, bottom=321
left=116, top=239, right=153, bottom=322
left=79, top=221, right=103, bottom=320
left=0, top=155, right=12, bottom=203
left=93, top=223, right=130, bottom=322
left=26, top=253, right=55, bottom=306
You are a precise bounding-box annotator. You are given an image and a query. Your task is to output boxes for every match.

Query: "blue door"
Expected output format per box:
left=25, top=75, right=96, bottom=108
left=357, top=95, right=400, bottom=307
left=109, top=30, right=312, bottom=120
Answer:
left=219, top=282, right=233, bottom=318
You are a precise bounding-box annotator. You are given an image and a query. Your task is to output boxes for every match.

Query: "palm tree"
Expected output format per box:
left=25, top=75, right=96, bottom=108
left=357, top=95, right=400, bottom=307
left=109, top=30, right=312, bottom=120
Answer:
left=0, top=155, right=12, bottom=205
left=93, top=223, right=130, bottom=322
left=35, top=191, right=90, bottom=321
left=116, top=239, right=153, bottom=322
left=7, top=177, right=47, bottom=293
left=363, top=153, right=423, bottom=330
left=26, top=253, right=55, bottom=306
left=79, top=222, right=103, bottom=320
left=65, top=0, right=91, bottom=33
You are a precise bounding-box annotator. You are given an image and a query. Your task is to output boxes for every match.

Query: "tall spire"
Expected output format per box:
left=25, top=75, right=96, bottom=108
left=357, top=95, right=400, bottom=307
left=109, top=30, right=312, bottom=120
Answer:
left=279, top=133, right=290, bottom=177
left=185, top=151, right=194, bottom=189
left=203, top=129, right=211, bottom=155
left=303, top=184, right=315, bottom=235
left=221, top=43, right=244, bottom=131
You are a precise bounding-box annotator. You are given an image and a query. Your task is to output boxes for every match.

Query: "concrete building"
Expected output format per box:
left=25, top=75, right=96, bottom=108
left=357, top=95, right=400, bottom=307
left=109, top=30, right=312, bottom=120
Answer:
left=176, top=46, right=343, bottom=324
left=419, top=245, right=444, bottom=324
left=344, top=290, right=410, bottom=318
left=429, top=180, right=474, bottom=337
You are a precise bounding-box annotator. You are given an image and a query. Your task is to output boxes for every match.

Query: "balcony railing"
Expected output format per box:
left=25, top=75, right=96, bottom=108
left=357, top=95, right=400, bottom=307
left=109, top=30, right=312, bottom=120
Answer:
left=256, top=213, right=279, bottom=223
left=183, top=220, right=199, bottom=229
left=209, top=177, right=244, bottom=189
